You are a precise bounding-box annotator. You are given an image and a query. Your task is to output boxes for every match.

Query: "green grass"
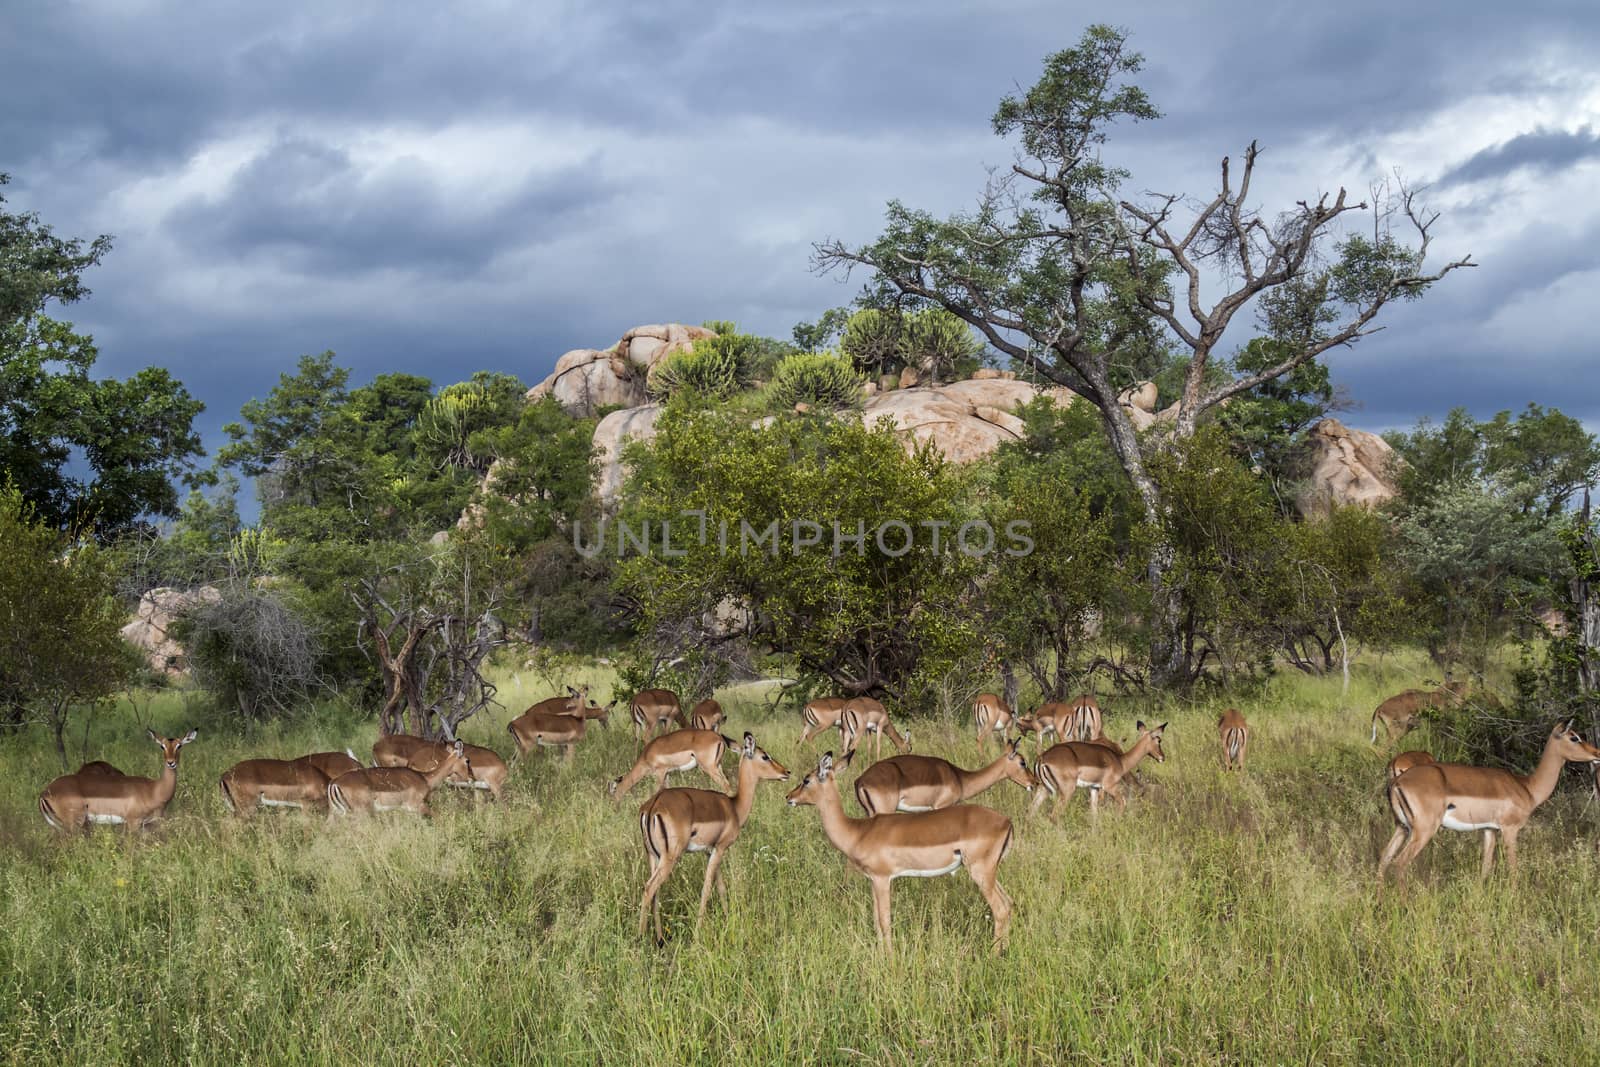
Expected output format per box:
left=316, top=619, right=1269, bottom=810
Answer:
left=3, top=661, right=1599, bottom=1064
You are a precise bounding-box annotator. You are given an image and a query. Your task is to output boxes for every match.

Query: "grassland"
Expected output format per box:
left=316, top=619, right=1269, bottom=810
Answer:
left=3, top=661, right=1599, bottom=1065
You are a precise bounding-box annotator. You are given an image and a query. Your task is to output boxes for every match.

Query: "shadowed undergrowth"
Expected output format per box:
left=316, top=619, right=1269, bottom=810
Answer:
left=3, top=663, right=1598, bottom=1065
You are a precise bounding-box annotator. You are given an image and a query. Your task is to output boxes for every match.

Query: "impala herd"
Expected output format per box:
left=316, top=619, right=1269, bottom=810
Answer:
left=33, top=681, right=1600, bottom=951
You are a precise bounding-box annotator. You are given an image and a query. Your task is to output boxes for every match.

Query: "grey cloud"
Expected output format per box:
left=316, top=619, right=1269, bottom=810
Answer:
left=1439, top=126, right=1600, bottom=187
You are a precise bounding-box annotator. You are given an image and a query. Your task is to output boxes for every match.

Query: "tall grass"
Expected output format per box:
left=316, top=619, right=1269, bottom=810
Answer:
left=3, top=661, right=1599, bottom=1064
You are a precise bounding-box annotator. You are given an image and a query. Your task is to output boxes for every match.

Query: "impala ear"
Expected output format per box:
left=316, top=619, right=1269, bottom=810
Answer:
left=819, top=753, right=834, bottom=781
left=146, top=728, right=159, bottom=743
left=180, top=729, right=197, bottom=745
left=1136, top=720, right=1146, bottom=732
left=1157, top=722, right=1168, bottom=733
left=452, top=740, right=465, bottom=755
left=742, top=733, right=755, bottom=758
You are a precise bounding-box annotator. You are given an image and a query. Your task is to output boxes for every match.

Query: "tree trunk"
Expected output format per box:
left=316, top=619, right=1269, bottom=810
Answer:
left=1001, top=662, right=1020, bottom=713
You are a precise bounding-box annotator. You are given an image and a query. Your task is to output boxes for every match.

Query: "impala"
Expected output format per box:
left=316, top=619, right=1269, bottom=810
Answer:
left=521, top=685, right=589, bottom=719
left=1014, top=702, right=1072, bottom=750
left=972, top=693, right=1016, bottom=751
left=797, top=696, right=850, bottom=746
left=839, top=698, right=911, bottom=761
left=328, top=740, right=473, bottom=817
left=507, top=699, right=612, bottom=760
left=1031, top=721, right=1166, bottom=820
left=39, top=729, right=198, bottom=832
left=300, top=750, right=363, bottom=781
left=1369, top=681, right=1469, bottom=743
left=786, top=752, right=1015, bottom=953
left=851, top=740, right=1036, bottom=816
left=1217, top=709, right=1249, bottom=771
left=373, top=735, right=509, bottom=800
left=631, top=688, right=682, bottom=741
left=1379, top=720, right=1600, bottom=881
left=636, top=732, right=790, bottom=943
left=75, top=760, right=126, bottom=777
left=680, top=698, right=725, bottom=732
left=1386, top=750, right=1435, bottom=781
left=1066, top=693, right=1102, bottom=742
left=221, top=756, right=336, bottom=816
left=610, top=730, right=734, bottom=799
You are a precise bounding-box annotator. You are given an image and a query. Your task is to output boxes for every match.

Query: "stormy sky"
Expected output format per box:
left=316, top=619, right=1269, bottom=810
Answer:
left=5, top=0, right=1599, bottom=476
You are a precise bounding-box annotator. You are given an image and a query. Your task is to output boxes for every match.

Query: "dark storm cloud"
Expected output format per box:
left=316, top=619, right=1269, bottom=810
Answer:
left=3, top=0, right=1600, bottom=482
left=1439, top=126, right=1600, bottom=187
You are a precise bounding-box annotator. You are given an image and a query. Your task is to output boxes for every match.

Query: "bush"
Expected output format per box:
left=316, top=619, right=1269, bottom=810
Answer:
left=646, top=333, right=763, bottom=401
left=175, top=585, right=323, bottom=719
left=765, top=352, right=865, bottom=411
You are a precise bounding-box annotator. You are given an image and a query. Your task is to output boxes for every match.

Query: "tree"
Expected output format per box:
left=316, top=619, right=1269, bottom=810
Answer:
left=615, top=403, right=983, bottom=706
left=0, top=484, right=134, bottom=766
left=2, top=176, right=205, bottom=536
left=792, top=307, right=851, bottom=352
left=815, top=25, right=1471, bottom=686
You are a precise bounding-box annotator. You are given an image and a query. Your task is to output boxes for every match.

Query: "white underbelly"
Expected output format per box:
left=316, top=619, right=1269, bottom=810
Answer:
left=687, top=842, right=711, bottom=853
left=1076, top=779, right=1102, bottom=790
left=897, top=803, right=935, bottom=813
left=87, top=813, right=127, bottom=825
left=534, top=737, right=568, bottom=747
left=372, top=802, right=414, bottom=814
left=673, top=759, right=697, bottom=772
left=258, top=798, right=304, bottom=809
left=447, top=779, right=492, bottom=790
left=892, top=856, right=963, bottom=879
left=1441, top=812, right=1499, bottom=832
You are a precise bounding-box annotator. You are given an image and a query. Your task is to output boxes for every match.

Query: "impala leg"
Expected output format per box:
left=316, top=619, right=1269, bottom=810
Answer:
left=969, top=860, right=1012, bottom=954
left=870, top=877, right=894, bottom=953
left=1479, top=830, right=1497, bottom=880
left=1111, top=780, right=1127, bottom=814
left=797, top=722, right=817, bottom=746
left=564, top=743, right=576, bottom=763
left=696, top=848, right=726, bottom=927
left=1029, top=782, right=1049, bottom=818
left=1239, top=735, right=1248, bottom=771
left=1054, top=779, right=1077, bottom=821
left=1390, top=820, right=1440, bottom=882
left=1377, top=827, right=1409, bottom=881
left=1088, top=787, right=1101, bottom=823
left=639, top=851, right=681, bottom=944
left=714, top=866, right=729, bottom=899
left=1500, top=825, right=1522, bottom=875
left=703, top=762, right=732, bottom=792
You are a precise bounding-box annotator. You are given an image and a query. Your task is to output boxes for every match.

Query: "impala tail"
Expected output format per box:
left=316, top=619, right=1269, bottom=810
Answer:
left=1225, top=728, right=1245, bottom=764
left=38, top=795, right=62, bottom=831
left=219, top=775, right=237, bottom=813
left=327, top=781, right=350, bottom=815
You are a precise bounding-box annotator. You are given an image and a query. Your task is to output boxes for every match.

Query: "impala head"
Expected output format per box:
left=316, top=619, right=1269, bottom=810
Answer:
left=740, top=732, right=790, bottom=782
left=440, top=739, right=473, bottom=779
left=1002, top=739, right=1037, bottom=791
left=147, top=728, right=198, bottom=770
left=1550, top=720, right=1600, bottom=763
left=586, top=700, right=615, bottom=728
left=786, top=752, right=837, bottom=806
left=1134, top=721, right=1168, bottom=763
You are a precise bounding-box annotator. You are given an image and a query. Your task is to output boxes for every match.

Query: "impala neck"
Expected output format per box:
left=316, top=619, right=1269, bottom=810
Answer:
left=957, top=754, right=1014, bottom=799
left=732, top=760, right=760, bottom=827
left=1118, top=734, right=1158, bottom=776
left=814, top=779, right=865, bottom=855
left=422, top=758, right=459, bottom=791
left=149, top=759, right=179, bottom=809
left=1518, top=736, right=1569, bottom=808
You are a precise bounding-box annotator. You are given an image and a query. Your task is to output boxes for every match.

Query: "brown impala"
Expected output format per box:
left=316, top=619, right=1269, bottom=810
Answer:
left=610, top=730, right=735, bottom=799
left=630, top=688, right=681, bottom=742
left=373, top=735, right=509, bottom=800
left=786, top=752, right=1015, bottom=954
left=839, top=698, right=911, bottom=761
left=635, top=732, right=790, bottom=943
left=1217, top=709, right=1249, bottom=771
left=972, top=693, right=1017, bottom=752
left=851, top=740, right=1037, bottom=816
left=1369, top=681, right=1470, bottom=743
left=1031, top=721, right=1166, bottom=821
left=1379, top=720, right=1600, bottom=882
left=678, top=698, right=725, bottom=732
left=39, top=729, right=198, bottom=832
left=220, top=752, right=354, bottom=817
left=796, top=696, right=850, bottom=746
left=1386, top=750, right=1435, bottom=781
left=506, top=699, right=613, bottom=761
left=328, top=741, right=473, bottom=817
left=1065, top=693, right=1102, bottom=743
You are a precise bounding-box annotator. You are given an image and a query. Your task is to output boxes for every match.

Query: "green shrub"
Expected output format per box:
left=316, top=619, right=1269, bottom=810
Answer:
left=765, top=351, right=866, bottom=411
left=646, top=333, right=763, bottom=401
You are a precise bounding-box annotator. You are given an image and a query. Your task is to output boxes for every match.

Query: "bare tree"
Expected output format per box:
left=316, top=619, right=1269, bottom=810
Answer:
left=814, top=24, right=1472, bottom=686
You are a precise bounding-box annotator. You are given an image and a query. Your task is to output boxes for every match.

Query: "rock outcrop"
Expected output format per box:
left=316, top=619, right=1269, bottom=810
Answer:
left=120, top=586, right=221, bottom=676
left=862, top=379, right=1080, bottom=464
left=526, top=323, right=718, bottom=415
left=593, top=404, right=667, bottom=503
left=1293, top=418, right=1400, bottom=518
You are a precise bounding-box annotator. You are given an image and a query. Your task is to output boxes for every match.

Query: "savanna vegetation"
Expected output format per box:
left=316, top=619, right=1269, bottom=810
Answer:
left=3, top=24, right=1600, bottom=1066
